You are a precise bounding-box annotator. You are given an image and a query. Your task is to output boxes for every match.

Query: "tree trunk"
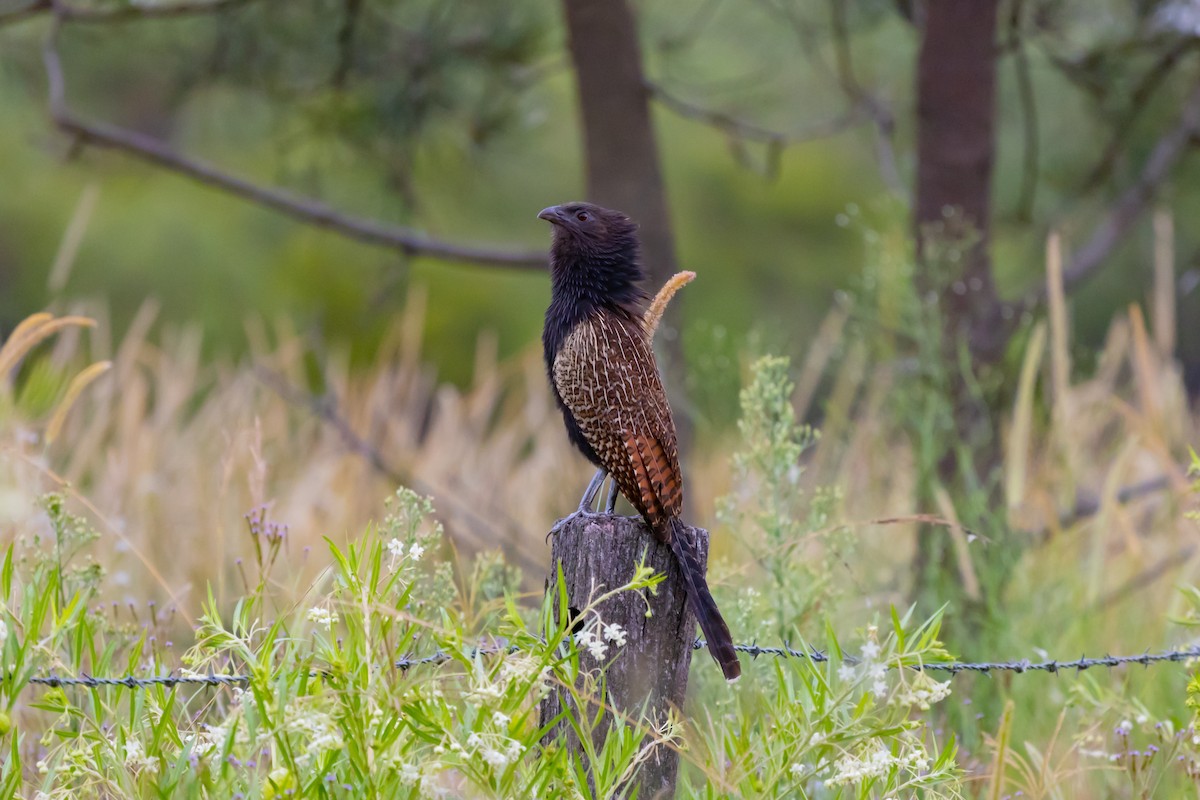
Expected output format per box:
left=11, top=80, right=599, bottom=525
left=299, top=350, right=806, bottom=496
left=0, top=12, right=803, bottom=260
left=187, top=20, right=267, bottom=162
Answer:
left=540, top=514, right=703, bottom=800
left=915, top=0, right=1008, bottom=362
left=560, top=0, right=693, bottom=462
left=911, top=0, right=1020, bottom=662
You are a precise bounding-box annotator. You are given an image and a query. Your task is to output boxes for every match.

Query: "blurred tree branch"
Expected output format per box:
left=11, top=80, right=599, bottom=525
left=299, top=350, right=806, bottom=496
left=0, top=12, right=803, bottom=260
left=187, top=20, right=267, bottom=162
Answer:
left=1019, top=76, right=1200, bottom=310
left=827, top=0, right=906, bottom=199
left=2, top=0, right=253, bottom=26
left=1075, top=37, right=1200, bottom=194
left=647, top=79, right=869, bottom=179
left=254, top=364, right=543, bottom=576
left=673, top=0, right=907, bottom=194
left=32, top=6, right=548, bottom=270
left=331, top=0, right=363, bottom=88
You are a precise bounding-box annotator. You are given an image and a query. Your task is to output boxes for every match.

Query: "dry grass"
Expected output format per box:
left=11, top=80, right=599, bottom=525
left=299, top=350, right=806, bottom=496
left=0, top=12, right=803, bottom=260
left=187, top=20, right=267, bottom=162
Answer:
left=1, top=257, right=1195, bottom=622
left=0, top=293, right=596, bottom=614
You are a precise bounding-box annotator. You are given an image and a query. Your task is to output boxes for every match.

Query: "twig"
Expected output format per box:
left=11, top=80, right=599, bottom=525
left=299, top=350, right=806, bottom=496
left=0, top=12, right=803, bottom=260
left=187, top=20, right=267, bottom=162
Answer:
left=253, top=366, right=404, bottom=485
left=1020, top=76, right=1200, bottom=309
left=331, top=0, right=362, bottom=88
left=1061, top=78, right=1200, bottom=293
left=252, top=367, right=542, bottom=576
left=647, top=81, right=867, bottom=147
left=1060, top=474, right=1174, bottom=528
left=2, top=0, right=253, bottom=26
left=0, top=0, right=48, bottom=27
left=1078, top=38, right=1199, bottom=194
left=39, top=13, right=547, bottom=270
left=1096, top=544, right=1197, bottom=611
left=827, top=0, right=906, bottom=198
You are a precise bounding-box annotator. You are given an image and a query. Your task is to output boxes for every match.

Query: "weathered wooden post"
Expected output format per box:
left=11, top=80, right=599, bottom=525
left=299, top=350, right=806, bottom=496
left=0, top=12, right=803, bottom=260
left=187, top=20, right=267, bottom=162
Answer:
left=539, top=514, right=709, bottom=799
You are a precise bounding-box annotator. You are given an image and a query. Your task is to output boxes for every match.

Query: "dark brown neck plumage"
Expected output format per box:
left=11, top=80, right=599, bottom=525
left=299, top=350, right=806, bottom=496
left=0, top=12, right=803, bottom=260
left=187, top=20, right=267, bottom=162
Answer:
left=543, top=234, right=646, bottom=367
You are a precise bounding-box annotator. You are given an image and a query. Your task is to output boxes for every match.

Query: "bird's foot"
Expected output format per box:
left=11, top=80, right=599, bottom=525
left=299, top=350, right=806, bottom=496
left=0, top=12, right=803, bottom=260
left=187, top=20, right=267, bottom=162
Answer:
left=546, top=508, right=610, bottom=542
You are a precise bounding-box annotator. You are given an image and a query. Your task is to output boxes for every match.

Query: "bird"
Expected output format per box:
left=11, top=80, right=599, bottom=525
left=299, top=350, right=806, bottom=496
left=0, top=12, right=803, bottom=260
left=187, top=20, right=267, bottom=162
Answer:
left=539, top=201, right=741, bottom=682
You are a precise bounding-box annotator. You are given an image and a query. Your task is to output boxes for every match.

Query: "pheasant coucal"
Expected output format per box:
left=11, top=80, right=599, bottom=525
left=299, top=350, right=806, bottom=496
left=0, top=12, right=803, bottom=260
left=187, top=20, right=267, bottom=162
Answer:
left=539, top=202, right=741, bottom=682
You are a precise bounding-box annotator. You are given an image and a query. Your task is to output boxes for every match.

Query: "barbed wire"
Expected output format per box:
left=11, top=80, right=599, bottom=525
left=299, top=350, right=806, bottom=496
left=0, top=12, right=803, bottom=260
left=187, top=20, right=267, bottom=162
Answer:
left=25, top=640, right=1200, bottom=690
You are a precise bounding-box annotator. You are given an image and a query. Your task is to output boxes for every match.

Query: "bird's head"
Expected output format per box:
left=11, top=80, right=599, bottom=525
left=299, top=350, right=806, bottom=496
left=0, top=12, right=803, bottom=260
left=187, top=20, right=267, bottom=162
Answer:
left=537, top=202, right=645, bottom=300
left=538, top=201, right=635, bottom=239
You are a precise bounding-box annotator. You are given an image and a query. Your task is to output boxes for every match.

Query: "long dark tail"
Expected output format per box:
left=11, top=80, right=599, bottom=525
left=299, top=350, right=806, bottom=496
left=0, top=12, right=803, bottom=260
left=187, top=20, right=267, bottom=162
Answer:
left=667, top=517, right=741, bottom=682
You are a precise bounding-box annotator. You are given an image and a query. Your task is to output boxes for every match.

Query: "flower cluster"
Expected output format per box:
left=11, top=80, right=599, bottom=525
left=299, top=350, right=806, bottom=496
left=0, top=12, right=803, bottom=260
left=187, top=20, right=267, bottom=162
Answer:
left=386, top=537, right=425, bottom=568
left=305, top=606, right=338, bottom=630
left=122, top=737, right=160, bottom=773
left=838, top=628, right=890, bottom=699
left=465, top=730, right=525, bottom=772
left=282, top=701, right=344, bottom=769
left=574, top=620, right=627, bottom=662
left=894, top=673, right=951, bottom=710
left=825, top=741, right=931, bottom=787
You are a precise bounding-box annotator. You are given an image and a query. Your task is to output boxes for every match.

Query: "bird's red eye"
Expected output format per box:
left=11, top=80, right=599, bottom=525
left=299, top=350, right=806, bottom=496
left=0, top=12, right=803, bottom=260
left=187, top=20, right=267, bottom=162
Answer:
left=576, top=211, right=589, bottom=222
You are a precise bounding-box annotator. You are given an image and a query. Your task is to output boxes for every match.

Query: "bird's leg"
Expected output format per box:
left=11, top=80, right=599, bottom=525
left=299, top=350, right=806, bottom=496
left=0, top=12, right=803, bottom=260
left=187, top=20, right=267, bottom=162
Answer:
left=577, top=468, right=606, bottom=514
left=547, top=469, right=609, bottom=540
left=602, top=475, right=620, bottom=514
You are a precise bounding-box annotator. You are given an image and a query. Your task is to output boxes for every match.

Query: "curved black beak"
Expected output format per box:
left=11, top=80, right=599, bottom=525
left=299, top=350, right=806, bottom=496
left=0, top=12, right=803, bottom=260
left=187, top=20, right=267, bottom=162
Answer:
left=537, top=205, right=564, bottom=225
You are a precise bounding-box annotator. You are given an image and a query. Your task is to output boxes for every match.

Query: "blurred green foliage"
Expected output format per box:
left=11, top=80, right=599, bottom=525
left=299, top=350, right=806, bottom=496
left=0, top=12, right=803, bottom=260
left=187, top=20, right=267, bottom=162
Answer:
left=0, top=0, right=1197, bottom=421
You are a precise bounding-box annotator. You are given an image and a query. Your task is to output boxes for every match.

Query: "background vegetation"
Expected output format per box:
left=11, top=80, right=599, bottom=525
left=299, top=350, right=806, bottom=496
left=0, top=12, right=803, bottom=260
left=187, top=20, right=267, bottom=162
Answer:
left=1, top=0, right=1199, bottom=796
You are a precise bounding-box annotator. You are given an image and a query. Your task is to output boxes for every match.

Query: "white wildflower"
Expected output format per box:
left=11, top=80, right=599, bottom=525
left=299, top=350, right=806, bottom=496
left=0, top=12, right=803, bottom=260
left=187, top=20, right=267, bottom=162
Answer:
left=468, top=681, right=503, bottom=701
left=505, top=738, right=524, bottom=759
left=467, top=732, right=483, bottom=749
left=789, top=762, right=807, bottom=778
left=498, top=654, right=539, bottom=685
left=534, top=666, right=553, bottom=700
left=575, top=630, right=609, bottom=660
left=1117, top=719, right=1133, bottom=734
left=399, top=763, right=420, bottom=785
left=386, top=538, right=405, bottom=558
left=492, top=711, right=511, bottom=727
left=409, top=542, right=425, bottom=561
left=827, top=746, right=895, bottom=786
left=293, top=711, right=343, bottom=768
left=306, top=607, right=338, bottom=630
left=896, top=675, right=951, bottom=710
left=868, top=662, right=887, bottom=680
left=482, top=747, right=511, bottom=769
left=837, top=663, right=857, bottom=682
left=1078, top=747, right=1112, bottom=759
left=183, top=728, right=218, bottom=759
left=586, top=637, right=608, bottom=660
left=123, top=738, right=160, bottom=772
left=602, top=622, right=627, bottom=646
left=872, top=679, right=888, bottom=699
left=861, top=641, right=881, bottom=661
